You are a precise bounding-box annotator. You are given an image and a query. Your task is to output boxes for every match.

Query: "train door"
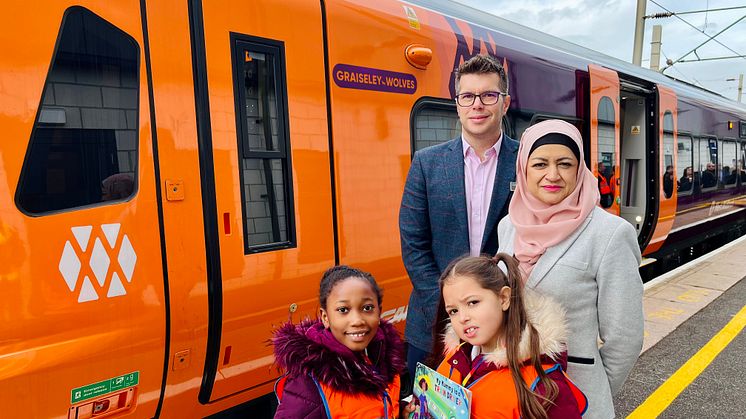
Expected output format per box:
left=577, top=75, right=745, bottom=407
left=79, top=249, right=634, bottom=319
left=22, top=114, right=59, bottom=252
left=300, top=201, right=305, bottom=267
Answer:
left=645, top=85, right=678, bottom=253
left=191, top=0, right=335, bottom=403
left=1, top=4, right=166, bottom=418
left=589, top=64, right=621, bottom=215
left=617, top=80, right=652, bottom=238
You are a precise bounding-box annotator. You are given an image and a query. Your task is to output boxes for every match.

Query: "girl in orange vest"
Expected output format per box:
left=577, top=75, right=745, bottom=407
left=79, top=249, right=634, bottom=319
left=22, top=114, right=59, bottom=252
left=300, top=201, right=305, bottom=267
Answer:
left=272, top=266, right=407, bottom=418
left=430, top=253, right=587, bottom=418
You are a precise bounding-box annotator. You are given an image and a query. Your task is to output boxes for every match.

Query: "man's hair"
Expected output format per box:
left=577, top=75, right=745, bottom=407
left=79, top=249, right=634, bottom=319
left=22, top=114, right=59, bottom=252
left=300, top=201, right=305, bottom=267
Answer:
left=454, top=54, right=508, bottom=94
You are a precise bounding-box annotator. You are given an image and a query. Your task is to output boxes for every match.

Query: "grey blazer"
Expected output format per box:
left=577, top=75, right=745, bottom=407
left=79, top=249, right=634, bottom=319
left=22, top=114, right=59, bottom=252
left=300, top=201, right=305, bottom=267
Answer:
left=498, top=207, right=644, bottom=419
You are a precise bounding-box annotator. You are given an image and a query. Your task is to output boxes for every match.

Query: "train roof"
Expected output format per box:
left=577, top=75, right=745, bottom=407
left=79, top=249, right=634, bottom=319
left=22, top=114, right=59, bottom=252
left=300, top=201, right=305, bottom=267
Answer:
left=407, top=0, right=746, bottom=117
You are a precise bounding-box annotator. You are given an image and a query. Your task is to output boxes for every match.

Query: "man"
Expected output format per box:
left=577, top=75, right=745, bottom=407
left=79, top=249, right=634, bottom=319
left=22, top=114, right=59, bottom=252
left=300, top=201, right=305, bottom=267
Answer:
left=701, top=161, right=717, bottom=188
left=597, top=162, right=613, bottom=208
left=399, top=55, right=519, bottom=376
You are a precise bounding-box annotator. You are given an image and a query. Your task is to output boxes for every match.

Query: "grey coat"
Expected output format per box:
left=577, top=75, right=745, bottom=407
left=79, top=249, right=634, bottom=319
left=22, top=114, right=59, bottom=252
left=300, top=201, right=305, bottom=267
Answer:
left=497, top=207, right=644, bottom=419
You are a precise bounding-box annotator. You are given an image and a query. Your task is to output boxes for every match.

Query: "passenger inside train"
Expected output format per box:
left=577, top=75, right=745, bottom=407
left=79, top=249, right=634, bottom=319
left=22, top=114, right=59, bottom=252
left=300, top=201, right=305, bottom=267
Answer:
left=679, top=166, right=694, bottom=192
left=663, top=165, right=675, bottom=198
left=702, top=161, right=718, bottom=188
left=597, top=161, right=614, bottom=208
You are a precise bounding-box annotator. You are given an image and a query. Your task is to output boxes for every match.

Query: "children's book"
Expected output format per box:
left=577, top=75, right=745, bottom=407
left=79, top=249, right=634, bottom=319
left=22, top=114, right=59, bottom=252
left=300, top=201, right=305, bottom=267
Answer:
left=409, top=362, right=472, bottom=419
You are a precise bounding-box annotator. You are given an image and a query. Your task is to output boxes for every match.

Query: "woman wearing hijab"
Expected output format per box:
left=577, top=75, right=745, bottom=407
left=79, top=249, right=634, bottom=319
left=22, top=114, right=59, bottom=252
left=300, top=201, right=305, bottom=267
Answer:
left=497, top=120, right=643, bottom=419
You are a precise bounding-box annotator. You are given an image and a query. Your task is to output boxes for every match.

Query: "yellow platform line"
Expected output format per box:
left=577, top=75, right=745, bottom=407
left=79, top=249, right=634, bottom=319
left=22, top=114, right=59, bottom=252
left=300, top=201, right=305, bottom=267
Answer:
left=627, top=304, right=746, bottom=418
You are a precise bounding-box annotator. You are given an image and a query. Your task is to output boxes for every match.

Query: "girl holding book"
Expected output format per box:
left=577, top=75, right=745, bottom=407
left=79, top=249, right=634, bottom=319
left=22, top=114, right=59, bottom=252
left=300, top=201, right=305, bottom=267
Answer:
left=430, top=253, right=587, bottom=418
left=272, top=265, right=409, bottom=418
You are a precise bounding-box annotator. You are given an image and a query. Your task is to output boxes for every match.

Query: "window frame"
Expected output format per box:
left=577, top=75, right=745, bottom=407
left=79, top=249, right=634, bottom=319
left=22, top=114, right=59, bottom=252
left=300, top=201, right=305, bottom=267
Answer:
left=230, top=33, right=296, bottom=254
left=721, top=137, right=738, bottom=188
left=409, top=97, right=460, bottom=157
left=409, top=97, right=519, bottom=158
left=699, top=135, right=719, bottom=192
left=676, top=133, right=694, bottom=196
left=661, top=111, right=675, bottom=200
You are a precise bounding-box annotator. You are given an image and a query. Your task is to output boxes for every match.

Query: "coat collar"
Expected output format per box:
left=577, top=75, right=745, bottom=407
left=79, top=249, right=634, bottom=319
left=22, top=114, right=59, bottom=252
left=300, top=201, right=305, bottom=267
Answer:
left=272, top=318, right=405, bottom=397
left=442, top=289, right=567, bottom=368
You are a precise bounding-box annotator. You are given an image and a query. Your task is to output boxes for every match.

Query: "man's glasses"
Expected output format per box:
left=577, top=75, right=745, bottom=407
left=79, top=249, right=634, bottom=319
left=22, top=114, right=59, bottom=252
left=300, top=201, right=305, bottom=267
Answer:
left=455, top=91, right=507, bottom=107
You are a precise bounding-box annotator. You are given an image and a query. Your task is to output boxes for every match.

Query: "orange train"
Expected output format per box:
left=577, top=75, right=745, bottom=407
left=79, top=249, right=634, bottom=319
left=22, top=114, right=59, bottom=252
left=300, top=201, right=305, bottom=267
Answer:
left=2, top=0, right=745, bottom=418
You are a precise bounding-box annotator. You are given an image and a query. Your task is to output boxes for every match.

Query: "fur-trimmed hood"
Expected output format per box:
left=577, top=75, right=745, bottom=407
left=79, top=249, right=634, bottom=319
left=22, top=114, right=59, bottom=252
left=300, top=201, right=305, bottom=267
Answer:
left=272, top=318, right=405, bottom=397
left=443, top=289, right=567, bottom=367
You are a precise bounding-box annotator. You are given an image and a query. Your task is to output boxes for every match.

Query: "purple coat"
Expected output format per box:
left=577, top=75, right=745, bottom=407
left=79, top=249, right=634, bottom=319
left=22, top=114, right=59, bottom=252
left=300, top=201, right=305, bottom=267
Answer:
left=272, top=319, right=406, bottom=418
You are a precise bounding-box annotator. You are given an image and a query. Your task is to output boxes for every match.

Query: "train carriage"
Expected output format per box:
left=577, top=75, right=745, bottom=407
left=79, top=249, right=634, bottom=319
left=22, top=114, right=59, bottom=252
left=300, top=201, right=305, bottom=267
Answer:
left=1, top=0, right=745, bottom=417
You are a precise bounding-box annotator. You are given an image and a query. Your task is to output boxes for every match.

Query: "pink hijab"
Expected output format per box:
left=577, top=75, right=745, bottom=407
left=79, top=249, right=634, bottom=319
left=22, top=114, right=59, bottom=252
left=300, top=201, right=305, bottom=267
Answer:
left=509, top=120, right=600, bottom=279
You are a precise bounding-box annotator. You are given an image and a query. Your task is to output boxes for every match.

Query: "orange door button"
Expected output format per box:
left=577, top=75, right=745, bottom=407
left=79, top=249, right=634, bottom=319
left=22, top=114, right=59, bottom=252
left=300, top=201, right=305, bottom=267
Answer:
left=165, top=179, right=185, bottom=201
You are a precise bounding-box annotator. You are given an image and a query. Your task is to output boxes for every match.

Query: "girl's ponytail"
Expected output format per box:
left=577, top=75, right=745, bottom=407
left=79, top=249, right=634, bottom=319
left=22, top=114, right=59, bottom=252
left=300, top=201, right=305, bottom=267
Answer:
left=496, top=253, right=558, bottom=419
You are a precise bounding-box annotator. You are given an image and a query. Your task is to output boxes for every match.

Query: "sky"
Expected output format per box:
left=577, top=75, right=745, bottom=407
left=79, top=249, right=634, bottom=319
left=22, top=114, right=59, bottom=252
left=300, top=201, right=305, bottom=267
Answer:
left=455, top=0, right=746, bottom=102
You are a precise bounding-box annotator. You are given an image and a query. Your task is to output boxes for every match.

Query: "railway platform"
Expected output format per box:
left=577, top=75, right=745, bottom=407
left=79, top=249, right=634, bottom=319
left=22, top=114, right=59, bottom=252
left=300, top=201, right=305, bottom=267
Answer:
left=614, top=234, right=746, bottom=417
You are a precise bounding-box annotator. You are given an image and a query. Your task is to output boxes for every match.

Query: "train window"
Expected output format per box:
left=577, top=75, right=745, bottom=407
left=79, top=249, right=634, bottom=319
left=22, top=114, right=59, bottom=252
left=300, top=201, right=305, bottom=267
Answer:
left=662, top=112, right=675, bottom=199
left=16, top=8, right=139, bottom=214
left=412, top=102, right=460, bottom=152
left=597, top=97, right=615, bottom=208
left=528, top=113, right=583, bottom=133
left=411, top=101, right=516, bottom=153
left=232, top=36, right=295, bottom=252
left=699, top=137, right=718, bottom=190
left=721, top=139, right=737, bottom=187
left=676, top=135, right=693, bottom=195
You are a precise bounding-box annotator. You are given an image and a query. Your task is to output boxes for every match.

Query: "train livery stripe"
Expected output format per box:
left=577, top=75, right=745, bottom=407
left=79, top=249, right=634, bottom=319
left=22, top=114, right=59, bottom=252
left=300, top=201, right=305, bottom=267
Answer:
left=628, top=304, right=746, bottom=418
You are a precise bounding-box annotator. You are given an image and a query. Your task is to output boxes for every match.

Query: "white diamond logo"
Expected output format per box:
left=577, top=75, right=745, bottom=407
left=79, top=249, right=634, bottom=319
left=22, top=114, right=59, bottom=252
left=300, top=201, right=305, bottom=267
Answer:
left=107, top=272, right=127, bottom=297
left=59, top=241, right=81, bottom=292
left=101, top=223, right=121, bottom=248
left=90, top=238, right=110, bottom=287
left=78, top=276, right=99, bottom=303
left=71, top=226, right=93, bottom=252
left=118, top=235, right=136, bottom=282
left=60, top=224, right=137, bottom=303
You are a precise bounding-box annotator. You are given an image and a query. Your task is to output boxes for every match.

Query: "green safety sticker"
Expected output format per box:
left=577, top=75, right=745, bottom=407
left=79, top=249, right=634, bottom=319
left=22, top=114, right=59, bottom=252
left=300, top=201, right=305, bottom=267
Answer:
left=70, top=371, right=139, bottom=404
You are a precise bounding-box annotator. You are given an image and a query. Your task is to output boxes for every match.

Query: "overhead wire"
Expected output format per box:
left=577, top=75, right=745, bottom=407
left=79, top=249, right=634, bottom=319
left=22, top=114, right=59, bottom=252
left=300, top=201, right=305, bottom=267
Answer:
left=649, top=0, right=746, bottom=61
left=660, top=49, right=700, bottom=86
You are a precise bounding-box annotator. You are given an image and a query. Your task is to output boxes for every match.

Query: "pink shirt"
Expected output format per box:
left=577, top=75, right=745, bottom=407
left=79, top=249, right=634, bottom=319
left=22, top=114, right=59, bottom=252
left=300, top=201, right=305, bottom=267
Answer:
left=463, top=135, right=502, bottom=257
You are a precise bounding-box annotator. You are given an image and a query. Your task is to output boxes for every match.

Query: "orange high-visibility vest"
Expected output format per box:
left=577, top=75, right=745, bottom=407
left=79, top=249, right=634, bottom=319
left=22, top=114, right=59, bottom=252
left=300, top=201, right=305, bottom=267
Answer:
left=437, top=356, right=587, bottom=419
left=598, top=174, right=612, bottom=195
left=276, top=374, right=400, bottom=419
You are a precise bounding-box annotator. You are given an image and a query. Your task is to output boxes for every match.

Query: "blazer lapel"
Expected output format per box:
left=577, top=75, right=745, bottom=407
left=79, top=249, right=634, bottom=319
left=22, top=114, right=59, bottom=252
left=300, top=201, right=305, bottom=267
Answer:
left=480, top=136, right=518, bottom=251
left=527, top=211, right=595, bottom=288
left=445, top=138, right=469, bottom=239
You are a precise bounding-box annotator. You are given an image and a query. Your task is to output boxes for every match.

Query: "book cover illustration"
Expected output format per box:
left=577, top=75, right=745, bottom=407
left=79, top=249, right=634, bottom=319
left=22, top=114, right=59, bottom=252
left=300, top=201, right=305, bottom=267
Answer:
left=410, top=362, right=471, bottom=419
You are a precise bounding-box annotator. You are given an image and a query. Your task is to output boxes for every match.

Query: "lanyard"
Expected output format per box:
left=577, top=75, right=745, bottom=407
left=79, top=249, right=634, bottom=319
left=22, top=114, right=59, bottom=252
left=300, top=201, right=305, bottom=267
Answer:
left=461, top=355, right=485, bottom=386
